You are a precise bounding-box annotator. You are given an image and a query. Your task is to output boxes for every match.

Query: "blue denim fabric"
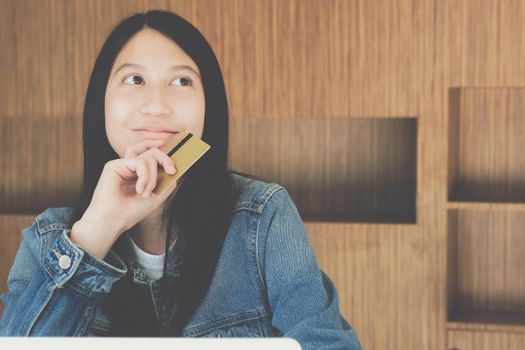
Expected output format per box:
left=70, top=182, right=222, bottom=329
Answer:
left=0, top=173, right=362, bottom=349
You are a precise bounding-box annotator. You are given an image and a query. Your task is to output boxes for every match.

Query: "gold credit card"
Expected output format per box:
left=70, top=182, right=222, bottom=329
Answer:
left=152, top=132, right=210, bottom=196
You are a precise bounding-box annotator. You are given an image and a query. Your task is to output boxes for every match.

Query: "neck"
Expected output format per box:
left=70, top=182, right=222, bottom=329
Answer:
left=130, top=204, right=176, bottom=255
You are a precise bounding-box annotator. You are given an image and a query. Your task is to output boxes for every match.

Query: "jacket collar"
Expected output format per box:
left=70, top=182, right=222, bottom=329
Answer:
left=112, top=229, right=186, bottom=285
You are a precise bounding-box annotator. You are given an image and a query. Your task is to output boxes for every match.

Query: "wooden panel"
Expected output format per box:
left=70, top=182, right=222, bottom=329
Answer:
left=3, top=0, right=525, bottom=349
left=0, top=215, right=36, bottom=315
left=445, top=0, right=525, bottom=87
left=0, top=0, right=438, bottom=348
left=307, top=222, right=426, bottom=349
left=208, top=0, right=435, bottom=119
left=230, top=117, right=417, bottom=223
left=447, top=329, right=525, bottom=350
left=0, top=0, right=69, bottom=119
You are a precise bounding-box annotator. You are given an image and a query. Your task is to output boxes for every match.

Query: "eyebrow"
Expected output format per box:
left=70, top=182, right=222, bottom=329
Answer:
left=112, top=63, right=201, bottom=79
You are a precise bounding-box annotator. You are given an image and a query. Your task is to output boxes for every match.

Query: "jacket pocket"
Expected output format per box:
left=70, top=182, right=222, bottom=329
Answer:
left=184, top=310, right=266, bottom=337
left=86, top=307, right=111, bottom=336
left=87, top=325, right=110, bottom=336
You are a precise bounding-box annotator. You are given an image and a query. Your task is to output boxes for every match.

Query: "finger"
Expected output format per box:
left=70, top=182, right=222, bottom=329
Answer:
left=143, top=158, right=158, bottom=197
left=124, top=139, right=165, bottom=159
left=137, top=148, right=176, bottom=175
left=134, top=159, right=149, bottom=194
left=106, top=159, right=137, bottom=181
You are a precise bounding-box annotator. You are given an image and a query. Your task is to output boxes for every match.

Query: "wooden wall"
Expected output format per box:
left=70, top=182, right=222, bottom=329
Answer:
left=2, top=1, right=525, bottom=348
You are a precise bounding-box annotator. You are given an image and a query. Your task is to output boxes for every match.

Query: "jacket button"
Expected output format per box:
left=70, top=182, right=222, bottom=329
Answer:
left=58, top=255, right=72, bottom=269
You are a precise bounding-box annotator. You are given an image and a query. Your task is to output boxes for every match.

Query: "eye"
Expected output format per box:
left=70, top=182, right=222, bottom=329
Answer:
left=170, top=77, right=193, bottom=87
left=123, top=75, right=144, bottom=85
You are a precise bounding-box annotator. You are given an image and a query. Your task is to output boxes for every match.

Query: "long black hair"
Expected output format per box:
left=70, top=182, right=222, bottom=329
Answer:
left=70, top=10, right=254, bottom=336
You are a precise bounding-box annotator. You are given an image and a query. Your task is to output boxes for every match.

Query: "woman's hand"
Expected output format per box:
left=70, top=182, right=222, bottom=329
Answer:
left=71, top=139, right=179, bottom=259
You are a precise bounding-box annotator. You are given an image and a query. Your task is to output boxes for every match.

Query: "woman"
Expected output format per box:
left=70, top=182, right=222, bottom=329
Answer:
left=0, top=10, right=361, bottom=348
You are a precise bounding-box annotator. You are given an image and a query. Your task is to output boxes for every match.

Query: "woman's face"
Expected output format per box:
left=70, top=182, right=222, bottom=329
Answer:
left=105, top=28, right=205, bottom=157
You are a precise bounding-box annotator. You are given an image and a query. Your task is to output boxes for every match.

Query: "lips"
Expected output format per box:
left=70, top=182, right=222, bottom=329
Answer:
left=135, top=125, right=176, bottom=133
left=134, top=129, right=178, bottom=141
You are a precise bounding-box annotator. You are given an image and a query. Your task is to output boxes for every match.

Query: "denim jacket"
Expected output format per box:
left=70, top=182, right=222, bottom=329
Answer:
left=0, top=173, right=362, bottom=349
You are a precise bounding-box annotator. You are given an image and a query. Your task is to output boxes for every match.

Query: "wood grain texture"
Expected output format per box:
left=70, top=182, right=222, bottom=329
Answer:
left=444, top=0, right=525, bottom=87
left=0, top=0, right=445, bottom=348
left=306, top=222, right=427, bottom=349
left=2, top=0, right=525, bottom=348
left=0, top=214, right=36, bottom=315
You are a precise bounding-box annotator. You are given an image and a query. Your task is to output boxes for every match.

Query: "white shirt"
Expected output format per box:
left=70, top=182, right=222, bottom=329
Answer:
left=127, top=235, right=177, bottom=281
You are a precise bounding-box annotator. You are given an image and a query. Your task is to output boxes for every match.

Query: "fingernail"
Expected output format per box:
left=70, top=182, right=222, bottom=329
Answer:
left=168, top=164, right=176, bottom=173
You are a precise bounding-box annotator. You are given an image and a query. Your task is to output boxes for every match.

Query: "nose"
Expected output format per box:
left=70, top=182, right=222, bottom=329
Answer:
left=140, top=87, right=172, bottom=117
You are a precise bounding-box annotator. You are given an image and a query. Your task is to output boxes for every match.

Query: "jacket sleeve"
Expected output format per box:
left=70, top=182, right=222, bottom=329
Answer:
left=0, top=218, right=127, bottom=336
left=261, top=188, right=362, bottom=350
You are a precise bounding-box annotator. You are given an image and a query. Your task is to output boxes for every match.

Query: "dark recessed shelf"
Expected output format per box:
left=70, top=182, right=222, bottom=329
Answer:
left=0, top=117, right=82, bottom=213
left=447, top=209, right=525, bottom=330
left=448, top=309, right=525, bottom=331
left=230, top=117, right=418, bottom=224
left=448, top=87, right=525, bottom=203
